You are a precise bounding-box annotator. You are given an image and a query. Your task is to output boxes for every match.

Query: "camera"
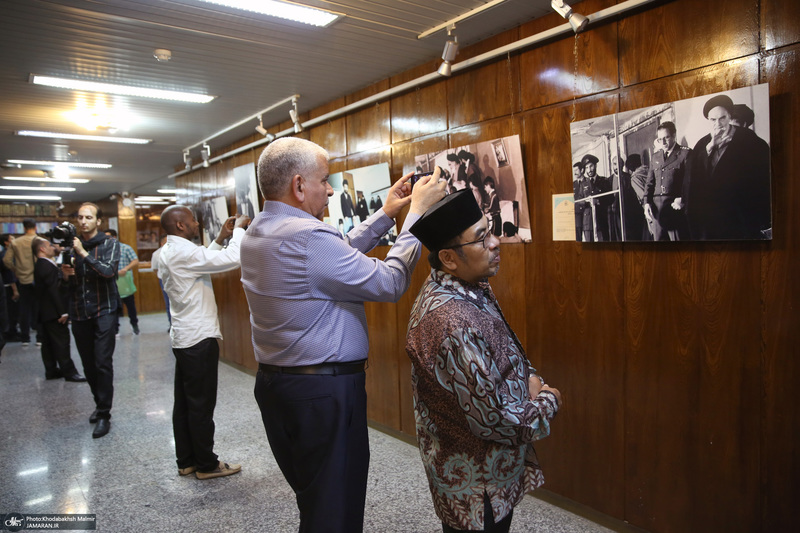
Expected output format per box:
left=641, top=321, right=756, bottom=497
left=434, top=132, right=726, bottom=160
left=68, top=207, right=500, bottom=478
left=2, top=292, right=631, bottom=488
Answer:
left=44, top=221, right=77, bottom=263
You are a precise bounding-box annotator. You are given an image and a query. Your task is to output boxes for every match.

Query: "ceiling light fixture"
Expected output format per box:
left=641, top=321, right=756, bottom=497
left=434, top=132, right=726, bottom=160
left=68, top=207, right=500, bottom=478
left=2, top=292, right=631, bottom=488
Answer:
left=16, top=130, right=152, bottom=144
left=551, top=0, right=589, bottom=33
left=0, top=185, right=77, bottom=192
left=197, top=0, right=341, bottom=27
left=183, top=150, right=192, bottom=171
left=8, top=159, right=112, bottom=169
left=201, top=144, right=211, bottom=168
left=0, top=195, right=62, bottom=201
left=153, top=48, right=172, bottom=62
left=31, top=75, right=216, bottom=104
left=255, top=115, right=276, bottom=141
left=289, top=97, right=303, bottom=134
left=2, top=176, right=90, bottom=184
left=437, top=25, right=459, bottom=77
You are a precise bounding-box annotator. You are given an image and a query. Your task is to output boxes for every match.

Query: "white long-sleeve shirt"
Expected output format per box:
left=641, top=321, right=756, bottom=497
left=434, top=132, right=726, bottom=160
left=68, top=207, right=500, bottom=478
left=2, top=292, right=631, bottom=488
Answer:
left=159, top=228, right=244, bottom=349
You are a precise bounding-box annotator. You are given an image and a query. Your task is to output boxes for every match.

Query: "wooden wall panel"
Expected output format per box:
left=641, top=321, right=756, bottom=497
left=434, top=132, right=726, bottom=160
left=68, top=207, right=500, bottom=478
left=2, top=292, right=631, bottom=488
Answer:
left=619, top=0, right=760, bottom=86
left=763, top=0, right=800, bottom=50
left=309, top=97, right=347, bottom=159
left=761, top=45, right=800, bottom=533
left=390, top=61, right=448, bottom=143
left=519, top=0, right=619, bottom=110
left=447, top=29, right=521, bottom=128
left=346, top=80, right=391, bottom=155
left=523, top=94, right=626, bottom=518
left=620, top=62, right=765, bottom=532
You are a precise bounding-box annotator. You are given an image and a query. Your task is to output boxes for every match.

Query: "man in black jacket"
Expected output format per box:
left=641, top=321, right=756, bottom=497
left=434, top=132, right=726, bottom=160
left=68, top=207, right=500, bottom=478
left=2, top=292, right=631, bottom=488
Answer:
left=62, top=203, right=120, bottom=438
left=33, top=237, right=85, bottom=382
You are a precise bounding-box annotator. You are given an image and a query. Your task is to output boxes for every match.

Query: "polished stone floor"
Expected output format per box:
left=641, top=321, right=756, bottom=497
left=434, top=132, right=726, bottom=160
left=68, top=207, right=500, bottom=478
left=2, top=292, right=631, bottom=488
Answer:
left=0, top=313, right=613, bottom=532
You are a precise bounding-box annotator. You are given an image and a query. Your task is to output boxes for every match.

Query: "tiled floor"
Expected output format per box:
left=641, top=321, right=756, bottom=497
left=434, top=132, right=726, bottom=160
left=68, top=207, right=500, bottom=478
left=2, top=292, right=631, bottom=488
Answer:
left=0, top=313, right=613, bottom=532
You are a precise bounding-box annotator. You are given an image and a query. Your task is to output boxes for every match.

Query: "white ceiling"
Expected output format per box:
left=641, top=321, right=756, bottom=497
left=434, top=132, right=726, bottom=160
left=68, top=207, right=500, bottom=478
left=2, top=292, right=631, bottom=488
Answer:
left=0, top=0, right=557, bottom=203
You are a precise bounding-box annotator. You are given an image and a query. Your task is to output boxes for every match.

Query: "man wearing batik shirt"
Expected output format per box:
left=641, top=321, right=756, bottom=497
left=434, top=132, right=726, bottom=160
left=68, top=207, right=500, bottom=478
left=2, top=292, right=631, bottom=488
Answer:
left=406, top=190, right=562, bottom=533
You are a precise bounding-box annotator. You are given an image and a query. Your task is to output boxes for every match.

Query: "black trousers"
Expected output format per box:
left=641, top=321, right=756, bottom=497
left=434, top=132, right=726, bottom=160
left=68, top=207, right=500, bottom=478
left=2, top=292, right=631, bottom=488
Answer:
left=40, top=319, right=78, bottom=378
left=18, top=283, right=40, bottom=342
left=254, top=369, right=369, bottom=533
left=172, top=338, right=219, bottom=472
left=71, top=313, right=116, bottom=418
left=441, top=495, right=513, bottom=533
left=117, top=294, right=138, bottom=328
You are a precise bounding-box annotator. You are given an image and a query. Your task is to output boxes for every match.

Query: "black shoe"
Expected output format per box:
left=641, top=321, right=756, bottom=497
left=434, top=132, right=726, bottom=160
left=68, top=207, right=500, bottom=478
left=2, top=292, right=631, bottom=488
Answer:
left=64, top=373, right=87, bottom=382
left=92, top=418, right=111, bottom=438
left=89, top=410, right=100, bottom=424
left=132, top=325, right=139, bottom=335
left=46, top=371, right=64, bottom=380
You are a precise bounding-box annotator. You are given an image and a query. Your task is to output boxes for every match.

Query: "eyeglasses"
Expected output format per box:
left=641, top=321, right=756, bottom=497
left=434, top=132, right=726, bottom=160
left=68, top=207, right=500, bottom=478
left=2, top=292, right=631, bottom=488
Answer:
left=445, top=232, right=492, bottom=250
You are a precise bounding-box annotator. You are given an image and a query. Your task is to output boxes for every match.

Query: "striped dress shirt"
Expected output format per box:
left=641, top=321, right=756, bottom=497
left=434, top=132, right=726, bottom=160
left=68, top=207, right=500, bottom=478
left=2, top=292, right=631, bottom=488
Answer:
left=240, top=200, right=422, bottom=367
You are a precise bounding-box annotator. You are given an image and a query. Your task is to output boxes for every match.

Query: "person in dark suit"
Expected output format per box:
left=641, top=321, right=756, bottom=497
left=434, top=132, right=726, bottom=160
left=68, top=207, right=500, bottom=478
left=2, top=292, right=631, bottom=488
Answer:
left=572, top=161, right=585, bottom=241
left=643, top=121, right=691, bottom=241
left=355, top=191, right=369, bottom=222
left=575, top=154, right=612, bottom=241
left=483, top=176, right=502, bottom=236
left=686, top=94, right=772, bottom=240
left=458, top=149, right=483, bottom=188
left=340, top=179, right=356, bottom=233
left=32, top=237, right=85, bottom=382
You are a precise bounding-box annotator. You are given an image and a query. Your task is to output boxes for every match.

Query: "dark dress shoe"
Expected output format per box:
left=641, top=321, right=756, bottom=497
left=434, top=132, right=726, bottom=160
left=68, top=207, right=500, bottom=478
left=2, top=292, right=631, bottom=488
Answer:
left=64, top=373, right=87, bottom=382
left=45, top=371, right=64, bottom=380
left=89, top=410, right=100, bottom=424
left=92, top=418, right=111, bottom=438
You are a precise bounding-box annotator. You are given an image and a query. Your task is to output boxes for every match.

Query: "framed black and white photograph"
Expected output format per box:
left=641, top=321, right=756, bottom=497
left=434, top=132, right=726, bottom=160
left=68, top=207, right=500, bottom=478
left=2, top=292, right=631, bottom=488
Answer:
left=569, top=83, right=772, bottom=242
left=492, top=138, right=509, bottom=168
left=413, top=134, right=531, bottom=242
left=200, top=196, right=229, bottom=247
left=233, top=163, right=259, bottom=219
left=324, top=163, right=394, bottom=240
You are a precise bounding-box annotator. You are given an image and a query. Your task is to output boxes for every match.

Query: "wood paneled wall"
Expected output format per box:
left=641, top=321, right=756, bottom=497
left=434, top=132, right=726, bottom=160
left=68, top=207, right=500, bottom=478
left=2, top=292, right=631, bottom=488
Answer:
left=176, top=1, right=800, bottom=531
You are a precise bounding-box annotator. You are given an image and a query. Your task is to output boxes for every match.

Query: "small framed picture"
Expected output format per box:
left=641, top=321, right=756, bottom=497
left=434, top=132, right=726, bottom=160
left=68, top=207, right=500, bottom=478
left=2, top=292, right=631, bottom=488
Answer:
left=492, top=139, right=509, bottom=167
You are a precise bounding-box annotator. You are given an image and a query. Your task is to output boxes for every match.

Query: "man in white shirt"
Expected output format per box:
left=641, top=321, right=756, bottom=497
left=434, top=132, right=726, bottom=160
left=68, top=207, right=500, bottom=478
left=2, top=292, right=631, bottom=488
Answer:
left=159, top=205, right=250, bottom=480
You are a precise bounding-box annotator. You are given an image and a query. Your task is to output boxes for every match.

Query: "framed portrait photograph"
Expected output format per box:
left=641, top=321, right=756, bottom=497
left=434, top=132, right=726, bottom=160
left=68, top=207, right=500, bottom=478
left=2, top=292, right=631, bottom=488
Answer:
left=492, top=139, right=509, bottom=168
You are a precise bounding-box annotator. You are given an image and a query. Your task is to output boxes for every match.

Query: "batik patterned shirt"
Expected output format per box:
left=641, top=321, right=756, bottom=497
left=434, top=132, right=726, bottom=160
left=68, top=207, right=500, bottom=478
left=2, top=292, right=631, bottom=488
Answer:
left=406, top=269, right=559, bottom=530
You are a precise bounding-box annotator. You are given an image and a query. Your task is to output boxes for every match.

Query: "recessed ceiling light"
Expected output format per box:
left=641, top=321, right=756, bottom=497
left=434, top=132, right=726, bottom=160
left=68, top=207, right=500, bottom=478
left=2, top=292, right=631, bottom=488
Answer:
left=16, top=131, right=152, bottom=144
left=31, top=75, right=216, bottom=103
left=2, top=176, right=91, bottom=184
left=8, top=159, right=112, bottom=169
left=0, top=194, right=61, bottom=201
left=0, top=185, right=77, bottom=192
left=198, top=0, right=341, bottom=27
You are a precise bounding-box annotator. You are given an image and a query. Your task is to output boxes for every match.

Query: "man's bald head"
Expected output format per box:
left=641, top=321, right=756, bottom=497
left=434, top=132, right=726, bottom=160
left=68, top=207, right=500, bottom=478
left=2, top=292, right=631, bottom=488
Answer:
left=161, top=205, right=197, bottom=239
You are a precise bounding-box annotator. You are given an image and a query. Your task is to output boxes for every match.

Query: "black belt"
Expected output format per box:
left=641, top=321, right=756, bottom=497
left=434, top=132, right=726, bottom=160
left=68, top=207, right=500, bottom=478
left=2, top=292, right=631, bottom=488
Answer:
left=258, top=360, right=366, bottom=376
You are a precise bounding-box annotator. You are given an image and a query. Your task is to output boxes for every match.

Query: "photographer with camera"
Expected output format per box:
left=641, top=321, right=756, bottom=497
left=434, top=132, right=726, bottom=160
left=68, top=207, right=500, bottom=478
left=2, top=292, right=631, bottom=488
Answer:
left=61, top=203, right=121, bottom=439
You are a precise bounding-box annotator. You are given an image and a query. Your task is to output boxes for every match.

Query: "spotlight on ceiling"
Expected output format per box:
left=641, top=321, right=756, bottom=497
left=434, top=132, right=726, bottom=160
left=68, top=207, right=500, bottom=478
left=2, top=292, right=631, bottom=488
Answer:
left=201, top=144, right=211, bottom=168
left=183, top=150, right=192, bottom=171
left=551, top=0, right=589, bottom=33
left=437, top=25, right=459, bottom=77
left=289, top=97, right=303, bottom=134
left=255, top=115, right=276, bottom=141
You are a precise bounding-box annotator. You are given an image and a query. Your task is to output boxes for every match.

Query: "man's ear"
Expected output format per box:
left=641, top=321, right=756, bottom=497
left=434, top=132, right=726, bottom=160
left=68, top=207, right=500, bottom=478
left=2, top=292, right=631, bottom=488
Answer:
left=438, top=249, right=459, bottom=271
left=291, top=174, right=304, bottom=203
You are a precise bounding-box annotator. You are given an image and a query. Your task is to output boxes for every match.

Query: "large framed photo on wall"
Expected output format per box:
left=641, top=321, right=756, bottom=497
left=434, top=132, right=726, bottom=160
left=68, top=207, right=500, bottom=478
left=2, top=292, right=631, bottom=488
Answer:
left=570, top=84, right=772, bottom=242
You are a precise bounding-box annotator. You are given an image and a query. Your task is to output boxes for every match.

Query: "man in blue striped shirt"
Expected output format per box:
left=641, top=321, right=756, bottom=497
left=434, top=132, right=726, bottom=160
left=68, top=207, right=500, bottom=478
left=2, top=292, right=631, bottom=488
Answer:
left=241, top=137, right=446, bottom=533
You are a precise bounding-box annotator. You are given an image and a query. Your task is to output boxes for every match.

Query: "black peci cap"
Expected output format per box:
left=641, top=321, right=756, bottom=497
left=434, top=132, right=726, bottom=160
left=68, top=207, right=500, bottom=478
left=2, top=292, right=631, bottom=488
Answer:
left=409, top=190, right=483, bottom=251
